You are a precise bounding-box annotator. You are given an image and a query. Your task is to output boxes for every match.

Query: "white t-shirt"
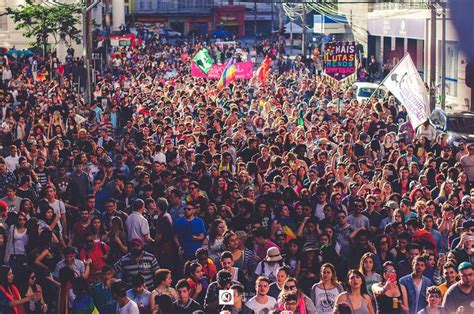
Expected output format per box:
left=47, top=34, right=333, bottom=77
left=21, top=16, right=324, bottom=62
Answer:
left=246, top=296, right=277, bottom=313
left=414, top=279, right=422, bottom=311
left=117, top=300, right=140, bottom=314
left=48, top=199, right=66, bottom=215
left=126, top=211, right=150, bottom=242
left=5, top=155, right=20, bottom=172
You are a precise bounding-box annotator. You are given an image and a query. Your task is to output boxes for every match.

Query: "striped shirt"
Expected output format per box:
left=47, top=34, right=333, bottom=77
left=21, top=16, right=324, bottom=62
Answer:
left=114, top=252, right=159, bottom=289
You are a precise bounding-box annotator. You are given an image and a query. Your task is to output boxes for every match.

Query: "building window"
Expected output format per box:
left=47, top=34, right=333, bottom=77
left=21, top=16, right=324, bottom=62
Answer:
left=439, top=41, right=458, bottom=98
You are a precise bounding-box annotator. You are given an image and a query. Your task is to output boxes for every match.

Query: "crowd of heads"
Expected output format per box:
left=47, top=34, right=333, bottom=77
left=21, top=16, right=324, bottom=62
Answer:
left=0, top=34, right=472, bottom=313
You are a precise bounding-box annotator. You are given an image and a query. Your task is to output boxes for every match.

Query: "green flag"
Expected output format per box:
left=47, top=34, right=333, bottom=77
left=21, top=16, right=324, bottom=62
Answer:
left=193, top=49, right=213, bottom=74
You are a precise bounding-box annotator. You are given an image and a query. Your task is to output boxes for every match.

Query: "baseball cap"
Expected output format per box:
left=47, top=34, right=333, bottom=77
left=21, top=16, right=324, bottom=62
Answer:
left=458, top=261, right=473, bottom=272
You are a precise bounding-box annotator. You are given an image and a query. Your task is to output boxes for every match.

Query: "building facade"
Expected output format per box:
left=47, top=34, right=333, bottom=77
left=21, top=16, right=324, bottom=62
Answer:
left=130, top=0, right=279, bottom=37
left=366, top=1, right=471, bottom=112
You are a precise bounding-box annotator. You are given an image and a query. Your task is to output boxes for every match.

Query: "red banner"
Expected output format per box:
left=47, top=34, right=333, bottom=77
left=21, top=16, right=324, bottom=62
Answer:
left=191, top=61, right=253, bottom=79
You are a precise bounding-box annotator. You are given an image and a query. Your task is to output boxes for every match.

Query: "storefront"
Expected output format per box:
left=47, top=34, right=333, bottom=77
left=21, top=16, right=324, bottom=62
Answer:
left=186, top=17, right=212, bottom=36
left=368, top=18, right=425, bottom=72
left=213, top=6, right=245, bottom=37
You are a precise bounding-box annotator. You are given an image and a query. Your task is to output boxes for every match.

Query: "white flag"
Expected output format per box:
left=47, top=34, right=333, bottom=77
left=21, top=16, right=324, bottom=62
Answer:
left=382, top=54, right=430, bottom=128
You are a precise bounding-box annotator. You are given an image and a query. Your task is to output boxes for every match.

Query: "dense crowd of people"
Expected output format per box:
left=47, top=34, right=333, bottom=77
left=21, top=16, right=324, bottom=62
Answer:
left=0, top=34, right=472, bottom=314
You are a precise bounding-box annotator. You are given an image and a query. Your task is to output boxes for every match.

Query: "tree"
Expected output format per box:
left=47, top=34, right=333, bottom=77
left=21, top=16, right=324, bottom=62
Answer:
left=4, top=0, right=82, bottom=51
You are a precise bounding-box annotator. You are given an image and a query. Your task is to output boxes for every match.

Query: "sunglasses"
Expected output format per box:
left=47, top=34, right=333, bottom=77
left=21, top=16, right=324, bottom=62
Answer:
left=185, top=207, right=194, bottom=211
left=384, top=269, right=396, bottom=273
left=284, top=285, right=296, bottom=290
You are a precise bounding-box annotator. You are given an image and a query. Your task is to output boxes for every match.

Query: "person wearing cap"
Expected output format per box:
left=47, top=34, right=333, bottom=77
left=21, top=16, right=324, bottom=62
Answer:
left=255, top=247, right=285, bottom=282
left=441, top=261, right=474, bottom=312
left=126, top=274, right=151, bottom=313
left=113, top=238, right=159, bottom=289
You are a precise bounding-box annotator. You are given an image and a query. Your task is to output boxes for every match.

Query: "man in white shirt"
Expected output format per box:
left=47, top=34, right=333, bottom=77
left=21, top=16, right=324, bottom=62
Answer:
left=460, top=143, right=474, bottom=183
left=5, top=145, right=20, bottom=172
left=125, top=199, right=154, bottom=244
left=112, top=279, right=140, bottom=314
left=247, top=276, right=277, bottom=313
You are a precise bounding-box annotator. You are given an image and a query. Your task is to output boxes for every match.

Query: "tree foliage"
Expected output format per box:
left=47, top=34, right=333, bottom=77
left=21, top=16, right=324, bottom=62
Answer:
left=4, top=0, right=83, bottom=48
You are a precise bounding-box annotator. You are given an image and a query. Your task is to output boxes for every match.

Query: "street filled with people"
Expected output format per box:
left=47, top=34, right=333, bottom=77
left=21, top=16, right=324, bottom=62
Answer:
left=0, top=35, right=472, bottom=314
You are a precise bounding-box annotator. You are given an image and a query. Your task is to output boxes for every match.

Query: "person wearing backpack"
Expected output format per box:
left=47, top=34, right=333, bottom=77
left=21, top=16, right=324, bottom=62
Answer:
left=79, top=231, right=109, bottom=283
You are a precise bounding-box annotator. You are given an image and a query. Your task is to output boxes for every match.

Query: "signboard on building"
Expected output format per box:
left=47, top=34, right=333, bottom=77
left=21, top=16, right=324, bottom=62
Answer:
left=314, top=15, right=348, bottom=34
left=323, top=41, right=356, bottom=81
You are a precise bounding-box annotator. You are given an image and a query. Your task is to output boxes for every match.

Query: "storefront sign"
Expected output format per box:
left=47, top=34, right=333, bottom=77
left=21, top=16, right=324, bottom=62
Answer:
left=368, top=18, right=425, bottom=40
left=191, top=61, right=253, bottom=79
left=323, top=41, right=356, bottom=81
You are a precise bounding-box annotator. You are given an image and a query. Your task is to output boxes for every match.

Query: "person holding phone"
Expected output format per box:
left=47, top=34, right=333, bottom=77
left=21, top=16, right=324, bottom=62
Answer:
left=372, top=261, right=409, bottom=314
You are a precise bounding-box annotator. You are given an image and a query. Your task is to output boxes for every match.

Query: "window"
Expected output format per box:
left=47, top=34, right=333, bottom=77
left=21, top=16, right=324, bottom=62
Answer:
left=439, top=41, right=459, bottom=98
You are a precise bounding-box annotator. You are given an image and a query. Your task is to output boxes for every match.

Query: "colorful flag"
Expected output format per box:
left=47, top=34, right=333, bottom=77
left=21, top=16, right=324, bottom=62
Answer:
left=33, top=70, right=48, bottom=82
left=255, top=55, right=271, bottom=86
left=193, top=48, right=213, bottom=74
left=217, top=58, right=236, bottom=89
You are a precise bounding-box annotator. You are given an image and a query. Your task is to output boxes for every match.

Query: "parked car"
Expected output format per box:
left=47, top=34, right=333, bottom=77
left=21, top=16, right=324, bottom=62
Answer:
left=157, top=28, right=181, bottom=37
left=430, top=109, right=474, bottom=144
left=352, top=82, right=387, bottom=103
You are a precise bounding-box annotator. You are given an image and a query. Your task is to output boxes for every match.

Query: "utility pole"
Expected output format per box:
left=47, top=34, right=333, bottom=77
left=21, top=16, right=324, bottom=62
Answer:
left=104, top=0, right=111, bottom=68
left=254, top=0, right=257, bottom=44
left=83, top=0, right=101, bottom=104
left=441, top=1, right=446, bottom=110
left=271, top=1, right=274, bottom=41
left=290, top=20, right=293, bottom=56
left=302, top=3, right=307, bottom=56
left=430, top=0, right=437, bottom=111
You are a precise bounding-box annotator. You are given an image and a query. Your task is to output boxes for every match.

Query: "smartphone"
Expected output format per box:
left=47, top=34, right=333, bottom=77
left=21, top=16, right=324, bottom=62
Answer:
left=388, top=273, right=397, bottom=282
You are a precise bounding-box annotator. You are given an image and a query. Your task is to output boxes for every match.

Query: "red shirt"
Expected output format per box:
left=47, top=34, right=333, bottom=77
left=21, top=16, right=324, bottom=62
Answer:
left=80, top=241, right=109, bottom=275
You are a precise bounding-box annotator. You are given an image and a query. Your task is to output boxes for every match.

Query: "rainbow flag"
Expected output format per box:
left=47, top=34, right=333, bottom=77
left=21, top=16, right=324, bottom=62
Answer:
left=217, top=58, right=236, bottom=89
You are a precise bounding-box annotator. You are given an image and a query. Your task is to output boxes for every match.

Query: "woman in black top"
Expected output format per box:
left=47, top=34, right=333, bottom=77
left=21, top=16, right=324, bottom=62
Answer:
left=372, top=261, right=409, bottom=314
